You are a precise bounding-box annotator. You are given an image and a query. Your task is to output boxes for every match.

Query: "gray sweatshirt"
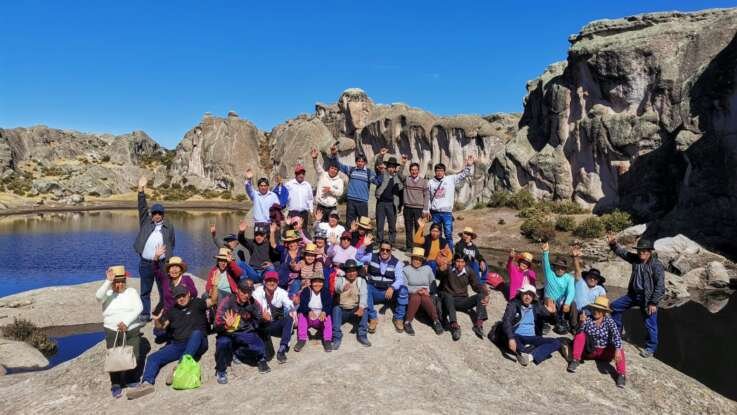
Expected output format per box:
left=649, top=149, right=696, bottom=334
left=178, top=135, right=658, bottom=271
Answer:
left=403, top=264, right=436, bottom=294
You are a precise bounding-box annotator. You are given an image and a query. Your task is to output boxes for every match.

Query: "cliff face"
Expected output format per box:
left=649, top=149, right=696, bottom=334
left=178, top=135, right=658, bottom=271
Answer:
left=491, top=8, right=737, bottom=255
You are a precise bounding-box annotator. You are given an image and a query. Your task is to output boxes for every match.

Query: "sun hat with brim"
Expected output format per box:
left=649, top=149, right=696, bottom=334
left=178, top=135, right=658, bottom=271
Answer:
left=223, top=234, right=238, bottom=242
left=282, top=230, right=301, bottom=242
left=636, top=239, right=655, bottom=251
left=551, top=256, right=569, bottom=269
left=110, top=265, right=129, bottom=281
left=458, top=227, right=477, bottom=239
left=385, top=156, right=400, bottom=167
left=518, top=283, right=537, bottom=297
left=303, top=243, right=318, bottom=255
left=166, top=256, right=188, bottom=273
left=410, top=247, right=425, bottom=258
left=341, top=259, right=361, bottom=272
left=586, top=296, right=612, bottom=313
left=214, top=247, right=232, bottom=261
left=518, top=252, right=534, bottom=264
left=357, top=216, right=373, bottom=230
left=583, top=268, right=606, bottom=284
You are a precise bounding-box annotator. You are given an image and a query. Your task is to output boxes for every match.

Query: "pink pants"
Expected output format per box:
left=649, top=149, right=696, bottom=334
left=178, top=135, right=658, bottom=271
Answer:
left=572, top=332, right=626, bottom=375
left=297, top=313, right=332, bottom=342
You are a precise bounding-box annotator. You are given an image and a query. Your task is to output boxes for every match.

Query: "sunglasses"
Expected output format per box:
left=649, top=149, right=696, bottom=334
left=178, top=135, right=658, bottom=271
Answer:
left=379, top=247, right=392, bottom=252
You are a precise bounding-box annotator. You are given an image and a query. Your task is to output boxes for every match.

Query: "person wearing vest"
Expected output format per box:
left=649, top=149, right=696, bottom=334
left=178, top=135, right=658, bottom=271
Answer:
left=329, top=144, right=380, bottom=227
left=331, top=259, right=371, bottom=349
left=413, top=217, right=452, bottom=273
left=253, top=271, right=296, bottom=364
left=436, top=254, right=489, bottom=341
left=358, top=240, right=409, bottom=334
left=398, top=157, right=430, bottom=251
left=374, top=150, right=404, bottom=245
left=133, top=176, right=176, bottom=323
left=427, top=155, right=475, bottom=251
left=311, top=147, right=345, bottom=221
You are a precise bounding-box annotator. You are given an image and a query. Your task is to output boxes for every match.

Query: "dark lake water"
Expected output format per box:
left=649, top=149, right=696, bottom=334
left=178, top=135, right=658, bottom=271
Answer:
left=0, top=210, right=735, bottom=401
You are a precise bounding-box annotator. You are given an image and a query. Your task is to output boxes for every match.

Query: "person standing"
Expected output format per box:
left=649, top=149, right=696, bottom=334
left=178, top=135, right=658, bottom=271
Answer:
left=311, top=147, right=345, bottom=221
left=329, top=144, right=379, bottom=226
left=244, top=169, right=281, bottom=227
left=374, top=150, right=403, bottom=245
left=427, top=155, right=475, bottom=250
left=133, top=175, right=175, bottom=322
left=398, top=157, right=430, bottom=251
left=284, top=163, right=314, bottom=228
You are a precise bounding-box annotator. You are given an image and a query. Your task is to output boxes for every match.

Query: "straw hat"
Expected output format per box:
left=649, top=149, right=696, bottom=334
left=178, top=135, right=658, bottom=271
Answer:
left=518, top=252, right=534, bottom=263
left=303, top=243, right=318, bottom=255
left=214, top=247, right=232, bottom=261
left=166, top=256, right=188, bottom=273
left=457, top=227, right=477, bottom=239
left=357, top=216, right=373, bottom=230
left=110, top=265, right=129, bottom=281
left=586, top=296, right=612, bottom=313
left=282, top=229, right=301, bottom=242
left=410, top=247, right=426, bottom=258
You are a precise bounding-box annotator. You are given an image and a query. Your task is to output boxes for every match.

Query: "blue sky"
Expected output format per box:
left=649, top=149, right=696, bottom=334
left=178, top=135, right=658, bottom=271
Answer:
left=1, top=1, right=735, bottom=148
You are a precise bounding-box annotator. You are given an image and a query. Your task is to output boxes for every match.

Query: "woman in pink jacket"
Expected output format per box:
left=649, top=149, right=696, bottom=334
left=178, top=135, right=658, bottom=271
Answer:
left=507, top=249, right=537, bottom=300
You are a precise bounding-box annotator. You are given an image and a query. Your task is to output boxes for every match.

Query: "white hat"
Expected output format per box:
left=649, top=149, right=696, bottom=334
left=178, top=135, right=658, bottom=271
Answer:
left=518, top=283, right=537, bottom=297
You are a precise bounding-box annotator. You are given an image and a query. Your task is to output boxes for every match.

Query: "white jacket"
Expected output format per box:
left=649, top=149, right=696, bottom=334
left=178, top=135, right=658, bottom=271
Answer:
left=313, top=158, right=345, bottom=208
left=427, top=165, right=472, bottom=212
left=95, top=280, right=143, bottom=331
left=253, top=285, right=295, bottom=314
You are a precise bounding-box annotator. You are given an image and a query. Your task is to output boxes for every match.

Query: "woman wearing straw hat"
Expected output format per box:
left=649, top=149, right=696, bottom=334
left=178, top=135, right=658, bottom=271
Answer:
left=205, top=248, right=245, bottom=306
left=403, top=248, right=444, bottom=336
left=95, top=266, right=143, bottom=398
left=271, top=227, right=303, bottom=291
left=151, top=245, right=198, bottom=312
left=506, top=249, right=537, bottom=301
left=567, top=296, right=627, bottom=388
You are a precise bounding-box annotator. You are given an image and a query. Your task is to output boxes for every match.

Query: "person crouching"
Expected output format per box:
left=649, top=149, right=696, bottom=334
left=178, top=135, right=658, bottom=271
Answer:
left=294, top=274, right=334, bottom=352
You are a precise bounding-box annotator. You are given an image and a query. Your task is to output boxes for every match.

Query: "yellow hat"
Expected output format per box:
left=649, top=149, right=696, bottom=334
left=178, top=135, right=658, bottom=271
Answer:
left=458, top=227, right=477, bottom=239
left=110, top=265, right=128, bottom=280
left=282, top=229, right=301, bottom=242
left=586, top=296, right=612, bottom=313
left=519, top=252, right=534, bottom=263
left=214, top=247, right=232, bottom=261
left=304, top=243, right=318, bottom=255
left=166, top=256, right=188, bottom=273
left=410, top=247, right=425, bottom=258
left=357, top=216, right=373, bottom=230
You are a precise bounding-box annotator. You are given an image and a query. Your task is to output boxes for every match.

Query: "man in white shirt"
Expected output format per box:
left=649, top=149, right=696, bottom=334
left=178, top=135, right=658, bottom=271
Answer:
left=285, top=163, right=314, bottom=229
left=253, top=271, right=296, bottom=363
left=311, top=147, right=345, bottom=221
left=427, top=155, right=475, bottom=250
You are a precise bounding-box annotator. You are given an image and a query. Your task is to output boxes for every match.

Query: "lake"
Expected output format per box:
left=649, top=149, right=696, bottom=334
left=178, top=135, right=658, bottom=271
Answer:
left=0, top=210, right=735, bottom=400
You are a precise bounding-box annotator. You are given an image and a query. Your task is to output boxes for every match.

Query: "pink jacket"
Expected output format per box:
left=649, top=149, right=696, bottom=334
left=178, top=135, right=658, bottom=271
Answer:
left=507, top=257, right=536, bottom=300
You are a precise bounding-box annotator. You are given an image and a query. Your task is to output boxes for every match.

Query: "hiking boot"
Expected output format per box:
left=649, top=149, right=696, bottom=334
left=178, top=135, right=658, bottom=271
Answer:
left=126, top=382, right=154, bottom=400
left=432, top=320, right=444, bottom=335
left=393, top=319, right=405, bottom=333
left=566, top=360, right=579, bottom=373
left=559, top=340, right=571, bottom=362
left=294, top=340, right=306, bottom=352
left=542, top=323, right=551, bottom=335
left=111, top=386, right=123, bottom=399
left=368, top=319, right=378, bottom=333
left=276, top=351, right=287, bottom=364
left=403, top=321, right=415, bottom=336
left=517, top=353, right=531, bottom=367
left=357, top=336, right=372, bottom=347
left=616, top=374, right=626, bottom=388
left=472, top=324, right=484, bottom=339
left=640, top=349, right=654, bottom=358
left=257, top=359, right=271, bottom=374
left=450, top=324, right=461, bottom=341
left=216, top=371, right=228, bottom=385
left=165, top=365, right=176, bottom=386
left=322, top=340, right=333, bottom=352
left=332, top=339, right=342, bottom=351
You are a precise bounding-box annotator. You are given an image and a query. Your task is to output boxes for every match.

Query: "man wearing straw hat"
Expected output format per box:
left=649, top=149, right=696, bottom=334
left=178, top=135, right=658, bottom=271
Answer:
left=455, top=227, right=487, bottom=285
left=567, top=296, right=627, bottom=388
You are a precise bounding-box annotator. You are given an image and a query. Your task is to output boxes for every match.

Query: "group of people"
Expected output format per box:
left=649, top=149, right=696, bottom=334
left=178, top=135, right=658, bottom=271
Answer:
left=98, top=148, right=666, bottom=399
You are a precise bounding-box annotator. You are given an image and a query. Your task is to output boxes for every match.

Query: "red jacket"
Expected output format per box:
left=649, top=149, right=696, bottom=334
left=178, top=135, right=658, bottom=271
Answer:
left=205, top=261, right=244, bottom=302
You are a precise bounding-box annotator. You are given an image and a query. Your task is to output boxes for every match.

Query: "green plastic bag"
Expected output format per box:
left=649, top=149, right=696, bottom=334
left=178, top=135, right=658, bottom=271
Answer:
left=171, top=354, right=202, bottom=390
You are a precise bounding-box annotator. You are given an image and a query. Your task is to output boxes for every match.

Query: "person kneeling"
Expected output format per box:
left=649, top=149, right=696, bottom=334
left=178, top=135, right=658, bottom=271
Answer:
left=567, top=296, right=627, bottom=388
left=502, top=284, right=567, bottom=366
left=294, top=274, right=334, bottom=352
left=127, top=285, right=208, bottom=399
left=332, top=260, right=371, bottom=349
left=214, top=280, right=270, bottom=385
left=437, top=254, right=489, bottom=341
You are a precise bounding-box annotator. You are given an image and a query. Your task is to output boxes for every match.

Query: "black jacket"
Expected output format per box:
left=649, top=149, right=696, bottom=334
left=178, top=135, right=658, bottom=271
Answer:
left=501, top=298, right=552, bottom=339
left=133, top=192, right=176, bottom=259
left=297, top=287, right=333, bottom=316
left=610, top=243, right=666, bottom=306
left=162, top=298, right=208, bottom=342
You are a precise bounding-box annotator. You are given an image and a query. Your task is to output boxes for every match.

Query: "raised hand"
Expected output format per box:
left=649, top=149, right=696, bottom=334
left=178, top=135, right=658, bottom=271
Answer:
left=509, top=248, right=516, bottom=258
left=350, top=220, right=358, bottom=232
left=401, top=154, right=408, bottom=163
left=571, top=244, right=582, bottom=258
left=314, top=209, right=323, bottom=222
left=606, top=232, right=617, bottom=245
left=311, top=147, right=319, bottom=160
left=363, top=233, right=374, bottom=247
left=154, top=244, right=166, bottom=260
left=328, top=235, right=337, bottom=245
left=106, top=267, right=115, bottom=282
left=466, top=154, right=476, bottom=166
left=245, top=168, right=253, bottom=180
left=379, top=148, right=388, bottom=156
left=210, top=223, right=217, bottom=235
left=270, top=222, right=278, bottom=234
left=137, top=176, right=148, bottom=192
left=239, top=220, right=247, bottom=233
left=275, top=175, right=283, bottom=185
left=330, top=144, right=338, bottom=156
left=541, top=242, right=549, bottom=252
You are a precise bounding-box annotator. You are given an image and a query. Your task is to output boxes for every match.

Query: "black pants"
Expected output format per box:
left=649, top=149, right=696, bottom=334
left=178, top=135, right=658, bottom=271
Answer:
left=346, top=199, right=368, bottom=227
left=315, top=204, right=336, bottom=222
left=403, top=207, right=423, bottom=250
left=440, top=293, right=488, bottom=324
left=376, top=201, right=397, bottom=244
left=105, top=327, right=141, bottom=388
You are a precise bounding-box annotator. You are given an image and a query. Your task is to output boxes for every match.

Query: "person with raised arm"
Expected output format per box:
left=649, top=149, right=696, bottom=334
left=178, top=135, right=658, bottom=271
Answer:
left=426, top=155, right=475, bottom=250
left=244, top=168, right=280, bottom=227
left=540, top=242, right=576, bottom=334
left=397, top=154, right=430, bottom=251
left=328, top=144, right=380, bottom=226
left=373, top=148, right=404, bottom=245
left=311, top=147, right=344, bottom=221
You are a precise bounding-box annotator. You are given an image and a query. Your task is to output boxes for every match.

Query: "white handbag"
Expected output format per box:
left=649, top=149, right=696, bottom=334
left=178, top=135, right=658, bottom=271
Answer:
left=104, top=331, right=137, bottom=373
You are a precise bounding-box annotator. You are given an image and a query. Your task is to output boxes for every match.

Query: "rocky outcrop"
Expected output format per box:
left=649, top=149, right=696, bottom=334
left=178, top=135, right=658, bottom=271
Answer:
left=490, top=8, right=737, bottom=257
left=0, top=338, right=48, bottom=371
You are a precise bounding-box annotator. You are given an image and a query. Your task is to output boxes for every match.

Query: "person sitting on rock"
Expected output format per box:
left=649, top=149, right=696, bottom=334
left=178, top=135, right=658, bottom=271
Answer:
left=329, top=144, right=380, bottom=226
left=133, top=175, right=175, bottom=323
left=332, top=259, right=371, bottom=349
left=209, top=224, right=239, bottom=251
left=311, top=147, right=344, bottom=221
left=570, top=244, right=606, bottom=327
left=413, top=216, right=452, bottom=273
left=607, top=235, right=665, bottom=358
left=427, top=155, right=475, bottom=251
left=358, top=240, right=409, bottom=334
left=236, top=220, right=277, bottom=283
left=541, top=242, right=576, bottom=334
left=454, top=227, right=487, bottom=285
left=290, top=243, right=324, bottom=300
left=270, top=226, right=303, bottom=290
left=151, top=246, right=198, bottom=312
left=403, top=248, right=444, bottom=336
left=294, top=274, right=334, bottom=353
left=96, top=266, right=143, bottom=399
left=127, top=285, right=209, bottom=400
left=214, top=280, right=270, bottom=384
left=567, top=296, right=627, bottom=388
left=253, top=271, right=296, bottom=364
left=244, top=169, right=281, bottom=227
left=284, top=163, right=314, bottom=229
left=437, top=254, right=489, bottom=341
left=205, top=248, right=244, bottom=306
left=506, top=249, right=537, bottom=301
left=501, top=283, right=565, bottom=366
left=374, top=149, right=404, bottom=245
left=350, top=216, right=375, bottom=251
left=397, top=156, right=430, bottom=251
left=327, top=231, right=364, bottom=267
left=313, top=210, right=346, bottom=244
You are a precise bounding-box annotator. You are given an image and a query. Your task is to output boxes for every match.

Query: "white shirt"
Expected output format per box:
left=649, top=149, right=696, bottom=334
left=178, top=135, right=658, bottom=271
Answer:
left=253, top=285, right=294, bottom=314
left=316, top=222, right=345, bottom=242
left=95, top=281, right=143, bottom=331
left=314, top=158, right=345, bottom=207
left=308, top=290, right=323, bottom=313
left=141, top=222, right=164, bottom=260
left=285, top=179, right=314, bottom=212
left=427, top=166, right=472, bottom=212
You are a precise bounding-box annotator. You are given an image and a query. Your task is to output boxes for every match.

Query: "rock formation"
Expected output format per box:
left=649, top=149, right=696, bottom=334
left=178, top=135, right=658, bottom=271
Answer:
left=490, top=8, right=737, bottom=256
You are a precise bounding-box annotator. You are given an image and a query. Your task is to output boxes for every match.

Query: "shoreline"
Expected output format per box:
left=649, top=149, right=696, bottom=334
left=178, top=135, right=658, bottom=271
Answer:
left=0, top=200, right=249, bottom=217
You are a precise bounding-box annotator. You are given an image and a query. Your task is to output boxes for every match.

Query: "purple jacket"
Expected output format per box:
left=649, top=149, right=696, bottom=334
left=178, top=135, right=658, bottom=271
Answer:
left=154, top=261, right=198, bottom=311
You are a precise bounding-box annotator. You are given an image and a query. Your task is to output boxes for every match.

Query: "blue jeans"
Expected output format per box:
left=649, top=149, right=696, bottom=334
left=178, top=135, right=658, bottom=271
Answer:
left=513, top=334, right=561, bottom=364
left=215, top=331, right=266, bottom=372
left=468, top=261, right=487, bottom=286
left=611, top=294, right=658, bottom=353
left=261, top=316, right=293, bottom=350
left=142, top=330, right=208, bottom=384
left=138, top=258, right=164, bottom=319
left=332, top=306, right=369, bottom=341
left=366, top=284, right=408, bottom=321
left=430, top=210, right=454, bottom=250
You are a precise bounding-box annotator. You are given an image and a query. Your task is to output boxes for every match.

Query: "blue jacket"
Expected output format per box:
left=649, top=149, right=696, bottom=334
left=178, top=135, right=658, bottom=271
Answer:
left=297, top=286, right=333, bottom=316
left=272, top=184, right=289, bottom=209
left=501, top=298, right=552, bottom=339
left=610, top=242, right=666, bottom=306
left=332, top=157, right=378, bottom=202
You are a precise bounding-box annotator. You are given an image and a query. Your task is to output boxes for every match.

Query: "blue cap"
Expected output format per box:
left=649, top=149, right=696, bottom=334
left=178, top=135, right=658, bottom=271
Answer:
left=223, top=234, right=238, bottom=242
left=151, top=204, right=165, bottom=214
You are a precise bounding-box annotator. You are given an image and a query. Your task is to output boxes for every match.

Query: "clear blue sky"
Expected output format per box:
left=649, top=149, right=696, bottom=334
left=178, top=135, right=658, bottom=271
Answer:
left=1, top=1, right=734, bottom=148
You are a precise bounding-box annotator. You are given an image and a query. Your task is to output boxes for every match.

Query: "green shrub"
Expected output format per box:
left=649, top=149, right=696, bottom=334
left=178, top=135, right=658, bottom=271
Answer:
left=518, top=206, right=546, bottom=219
left=520, top=216, right=556, bottom=242
left=234, top=193, right=248, bottom=202
left=508, top=190, right=537, bottom=210
left=600, top=209, right=633, bottom=232
left=220, top=191, right=232, bottom=200
left=29, top=331, right=58, bottom=356
left=573, top=217, right=606, bottom=239
left=542, top=200, right=586, bottom=215
left=555, top=215, right=576, bottom=232
left=2, top=318, right=35, bottom=341
left=488, top=191, right=512, bottom=208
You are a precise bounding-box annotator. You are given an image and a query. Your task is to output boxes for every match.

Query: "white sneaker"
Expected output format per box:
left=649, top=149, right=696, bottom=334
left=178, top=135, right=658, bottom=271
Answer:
left=518, top=352, right=531, bottom=366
